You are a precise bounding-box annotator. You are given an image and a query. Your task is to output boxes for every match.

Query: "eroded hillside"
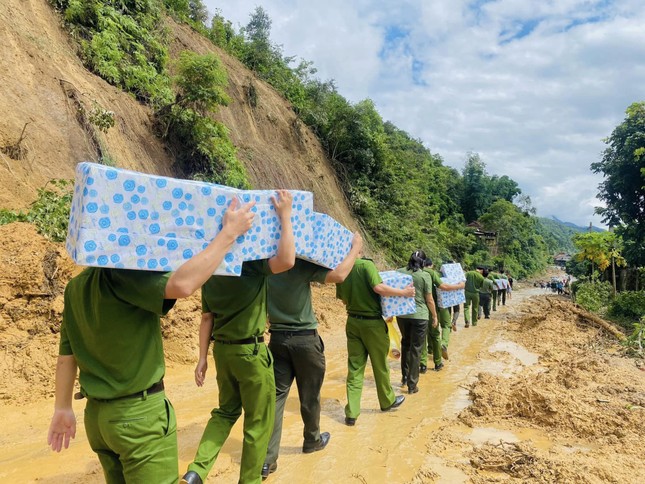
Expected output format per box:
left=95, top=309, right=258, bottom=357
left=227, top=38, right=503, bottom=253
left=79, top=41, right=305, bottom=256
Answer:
left=0, top=0, right=358, bottom=232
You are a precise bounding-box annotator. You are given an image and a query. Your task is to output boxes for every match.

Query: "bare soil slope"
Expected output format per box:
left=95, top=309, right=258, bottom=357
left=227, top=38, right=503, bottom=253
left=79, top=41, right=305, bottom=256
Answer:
left=0, top=0, right=357, bottom=232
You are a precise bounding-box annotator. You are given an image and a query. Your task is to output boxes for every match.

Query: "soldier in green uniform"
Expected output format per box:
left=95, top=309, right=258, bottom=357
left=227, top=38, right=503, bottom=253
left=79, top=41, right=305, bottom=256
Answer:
left=478, top=269, right=494, bottom=319
left=499, top=272, right=508, bottom=306
left=396, top=250, right=434, bottom=394
left=182, top=191, right=295, bottom=484
left=261, top=232, right=363, bottom=480
left=336, top=258, right=415, bottom=426
left=487, top=270, right=500, bottom=311
left=420, top=259, right=465, bottom=371
left=47, top=198, right=256, bottom=484
left=464, top=267, right=485, bottom=327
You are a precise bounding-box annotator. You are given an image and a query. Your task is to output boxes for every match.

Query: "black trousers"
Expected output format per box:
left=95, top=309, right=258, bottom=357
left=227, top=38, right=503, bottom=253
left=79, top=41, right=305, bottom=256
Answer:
left=265, top=331, right=325, bottom=464
left=479, top=293, right=491, bottom=318
left=397, top=318, right=427, bottom=391
left=498, top=288, right=506, bottom=305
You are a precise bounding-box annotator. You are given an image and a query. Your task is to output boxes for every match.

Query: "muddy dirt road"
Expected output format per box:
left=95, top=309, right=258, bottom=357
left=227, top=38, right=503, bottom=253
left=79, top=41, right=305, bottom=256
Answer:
left=1, top=282, right=643, bottom=483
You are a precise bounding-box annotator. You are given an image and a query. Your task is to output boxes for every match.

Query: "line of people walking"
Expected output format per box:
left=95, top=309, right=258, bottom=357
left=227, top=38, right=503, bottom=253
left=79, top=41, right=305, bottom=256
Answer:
left=47, top=192, right=512, bottom=483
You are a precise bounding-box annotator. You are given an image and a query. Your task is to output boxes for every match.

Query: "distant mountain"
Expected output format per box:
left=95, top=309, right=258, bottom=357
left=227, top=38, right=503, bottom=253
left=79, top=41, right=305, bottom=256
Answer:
left=536, top=216, right=604, bottom=255
left=550, top=216, right=605, bottom=233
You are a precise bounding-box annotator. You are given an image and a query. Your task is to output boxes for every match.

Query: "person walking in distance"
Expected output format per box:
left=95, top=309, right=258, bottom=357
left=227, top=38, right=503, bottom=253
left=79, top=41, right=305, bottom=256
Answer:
left=463, top=266, right=485, bottom=327
left=261, top=233, right=363, bottom=480
left=478, top=268, right=494, bottom=320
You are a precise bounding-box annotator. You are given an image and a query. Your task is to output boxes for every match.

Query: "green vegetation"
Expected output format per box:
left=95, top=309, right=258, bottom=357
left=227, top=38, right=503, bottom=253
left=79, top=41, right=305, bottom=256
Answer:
left=574, top=281, right=613, bottom=313
left=536, top=217, right=580, bottom=254
left=158, top=51, right=249, bottom=188
left=56, top=0, right=173, bottom=107
left=0, top=180, right=73, bottom=242
left=51, top=0, right=248, bottom=186
left=42, top=2, right=579, bottom=277
left=479, top=200, right=548, bottom=278
left=592, top=102, right=645, bottom=267
left=608, top=291, right=645, bottom=327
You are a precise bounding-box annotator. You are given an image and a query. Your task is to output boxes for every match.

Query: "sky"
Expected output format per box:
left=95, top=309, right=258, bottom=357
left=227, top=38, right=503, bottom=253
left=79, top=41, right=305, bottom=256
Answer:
left=203, top=0, right=645, bottom=227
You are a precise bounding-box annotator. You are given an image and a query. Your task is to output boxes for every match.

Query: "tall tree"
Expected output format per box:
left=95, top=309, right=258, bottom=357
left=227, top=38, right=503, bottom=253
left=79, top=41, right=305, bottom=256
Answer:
left=461, top=152, right=491, bottom=223
left=572, top=231, right=626, bottom=292
left=591, top=102, right=645, bottom=265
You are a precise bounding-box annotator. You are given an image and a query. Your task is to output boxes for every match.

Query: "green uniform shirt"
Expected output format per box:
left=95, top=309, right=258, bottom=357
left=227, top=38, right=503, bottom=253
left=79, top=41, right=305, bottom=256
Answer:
left=335, top=258, right=383, bottom=317
left=465, top=270, right=485, bottom=293
left=396, top=267, right=432, bottom=320
left=423, top=267, right=445, bottom=302
left=268, top=259, right=329, bottom=331
left=480, top=278, right=494, bottom=294
left=59, top=268, right=174, bottom=399
left=202, top=259, right=273, bottom=341
left=488, top=272, right=500, bottom=289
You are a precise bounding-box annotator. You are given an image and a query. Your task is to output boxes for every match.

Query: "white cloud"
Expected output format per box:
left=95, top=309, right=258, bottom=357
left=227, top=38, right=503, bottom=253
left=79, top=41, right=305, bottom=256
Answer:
left=204, top=0, right=645, bottom=227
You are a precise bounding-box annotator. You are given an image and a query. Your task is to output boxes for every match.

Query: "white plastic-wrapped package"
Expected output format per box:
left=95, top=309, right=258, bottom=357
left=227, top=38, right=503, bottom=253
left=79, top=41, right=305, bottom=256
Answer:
left=66, top=162, right=314, bottom=275
left=297, top=212, right=353, bottom=269
left=378, top=271, right=415, bottom=318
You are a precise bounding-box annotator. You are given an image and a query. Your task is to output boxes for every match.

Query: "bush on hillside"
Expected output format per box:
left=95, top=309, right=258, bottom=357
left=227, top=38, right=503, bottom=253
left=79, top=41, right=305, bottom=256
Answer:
left=0, top=180, right=73, bottom=242
left=608, top=291, right=645, bottom=325
left=575, top=281, right=613, bottom=313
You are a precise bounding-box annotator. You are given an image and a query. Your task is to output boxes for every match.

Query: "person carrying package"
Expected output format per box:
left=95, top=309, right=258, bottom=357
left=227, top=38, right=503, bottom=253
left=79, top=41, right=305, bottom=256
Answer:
left=499, top=272, right=509, bottom=306
left=181, top=190, right=295, bottom=484
left=396, top=250, right=434, bottom=394
left=478, top=268, right=494, bottom=320
left=260, top=232, right=364, bottom=480
left=335, top=257, right=415, bottom=426
left=464, top=267, right=485, bottom=327
left=47, top=198, right=257, bottom=484
left=420, top=258, right=465, bottom=371
left=487, top=269, right=501, bottom=311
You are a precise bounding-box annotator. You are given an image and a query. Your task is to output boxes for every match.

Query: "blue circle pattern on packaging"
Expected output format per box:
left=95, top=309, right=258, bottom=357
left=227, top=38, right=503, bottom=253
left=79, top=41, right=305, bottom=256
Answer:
left=71, top=164, right=336, bottom=277
left=378, top=271, right=415, bottom=318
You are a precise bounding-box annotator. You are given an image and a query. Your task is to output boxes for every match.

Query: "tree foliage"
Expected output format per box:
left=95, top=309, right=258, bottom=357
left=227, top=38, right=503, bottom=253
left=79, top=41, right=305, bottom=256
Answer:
left=460, top=153, right=521, bottom=223
left=58, top=0, right=173, bottom=107
left=51, top=2, right=556, bottom=275
left=479, top=200, right=548, bottom=277
left=159, top=51, right=249, bottom=187
left=572, top=231, right=626, bottom=274
left=592, top=102, right=645, bottom=266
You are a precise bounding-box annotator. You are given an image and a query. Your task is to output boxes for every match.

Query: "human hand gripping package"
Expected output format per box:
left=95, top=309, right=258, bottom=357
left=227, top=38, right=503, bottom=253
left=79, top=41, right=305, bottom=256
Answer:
left=66, top=162, right=353, bottom=275
left=437, top=263, right=467, bottom=309
left=378, top=271, right=415, bottom=318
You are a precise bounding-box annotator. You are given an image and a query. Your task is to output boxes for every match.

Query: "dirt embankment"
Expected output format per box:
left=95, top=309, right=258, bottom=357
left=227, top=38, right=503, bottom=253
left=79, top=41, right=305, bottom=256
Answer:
left=445, top=296, right=645, bottom=483
left=0, top=222, right=348, bottom=403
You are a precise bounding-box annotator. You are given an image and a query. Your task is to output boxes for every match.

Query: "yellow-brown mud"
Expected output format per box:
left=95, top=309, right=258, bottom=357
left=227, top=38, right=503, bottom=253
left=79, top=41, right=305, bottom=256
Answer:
left=1, top=227, right=643, bottom=483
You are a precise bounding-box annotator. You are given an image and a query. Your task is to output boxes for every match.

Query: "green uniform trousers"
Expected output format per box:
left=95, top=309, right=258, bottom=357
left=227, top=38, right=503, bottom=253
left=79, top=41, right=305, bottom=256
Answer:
left=345, top=317, right=396, bottom=418
left=265, top=331, right=325, bottom=465
left=420, top=309, right=447, bottom=367
left=188, top=342, right=275, bottom=484
left=84, top=391, right=177, bottom=484
left=464, top=291, right=480, bottom=326
left=491, top=289, right=497, bottom=311
left=438, top=307, right=451, bottom=348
